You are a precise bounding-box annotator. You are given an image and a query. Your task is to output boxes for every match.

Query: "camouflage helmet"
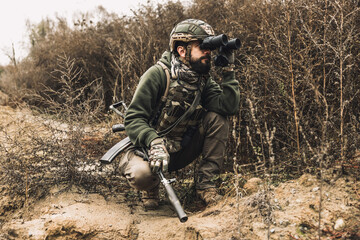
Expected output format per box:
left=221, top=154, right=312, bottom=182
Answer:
left=169, top=19, right=215, bottom=52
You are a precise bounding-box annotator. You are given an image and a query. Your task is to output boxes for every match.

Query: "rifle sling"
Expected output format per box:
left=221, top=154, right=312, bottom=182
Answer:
left=153, top=60, right=202, bottom=137
left=157, top=89, right=201, bottom=137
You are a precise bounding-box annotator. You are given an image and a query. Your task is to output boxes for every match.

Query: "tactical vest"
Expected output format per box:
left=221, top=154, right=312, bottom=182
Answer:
left=153, top=64, right=206, bottom=153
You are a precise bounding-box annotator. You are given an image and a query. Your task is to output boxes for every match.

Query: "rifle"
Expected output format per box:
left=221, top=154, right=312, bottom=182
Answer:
left=100, top=101, right=188, bottom=223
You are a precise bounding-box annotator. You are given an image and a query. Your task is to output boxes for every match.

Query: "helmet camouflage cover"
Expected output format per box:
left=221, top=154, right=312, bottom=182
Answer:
left=169, top=19, right=215, bottom=52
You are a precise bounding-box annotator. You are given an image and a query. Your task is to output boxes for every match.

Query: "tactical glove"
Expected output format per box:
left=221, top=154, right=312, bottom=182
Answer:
left=220, top=47, right=235, bottom=65
left=149, top=138, right=169, bottom=173
left=215, top=47, right=235, bottom=68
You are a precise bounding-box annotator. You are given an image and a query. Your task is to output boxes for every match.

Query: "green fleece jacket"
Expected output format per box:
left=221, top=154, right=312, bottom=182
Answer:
left=124, top=51, right=240, bottom=148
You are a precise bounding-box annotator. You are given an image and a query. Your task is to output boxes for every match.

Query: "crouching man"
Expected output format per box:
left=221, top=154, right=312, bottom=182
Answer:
left=120, top=19, right=240, bottom=209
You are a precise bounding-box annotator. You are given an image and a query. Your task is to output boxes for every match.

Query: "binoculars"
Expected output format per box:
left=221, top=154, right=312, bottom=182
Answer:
left=200, top=34, right=241, bottom=67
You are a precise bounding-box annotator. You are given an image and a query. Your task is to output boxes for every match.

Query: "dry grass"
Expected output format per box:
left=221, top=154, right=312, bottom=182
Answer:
left=0, top=1, right=359, bottom=238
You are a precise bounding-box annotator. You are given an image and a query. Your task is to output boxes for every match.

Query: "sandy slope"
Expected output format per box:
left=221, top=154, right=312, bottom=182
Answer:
left=1, top=174, right=359, bottom=239
left=0, top=106, right=359, bottom=239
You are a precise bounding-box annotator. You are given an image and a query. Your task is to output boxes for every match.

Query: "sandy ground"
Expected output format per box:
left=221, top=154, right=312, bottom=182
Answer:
left=0, top=105, right=359, bottom=240
left=1, top=175, right=359, bottom=240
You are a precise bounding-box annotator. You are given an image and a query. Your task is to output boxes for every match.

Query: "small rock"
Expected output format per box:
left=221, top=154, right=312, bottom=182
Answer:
left=279, top=220, right=290, bottom=227
left=312, top=187, right=320, bottom=192
left=290, top=188, right=296, bottom=194
left=334, top=218, right=345, bottom=231
left=243, top=178, right=263, bottom=195
left=270, top=228, right=275, bottom=233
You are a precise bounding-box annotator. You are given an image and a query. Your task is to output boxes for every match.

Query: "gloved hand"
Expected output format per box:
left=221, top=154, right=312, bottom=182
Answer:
left=148, top=138, right=169, bottom=173
left=220, top=46, right=235, bottom=65
left=215, top=46, right=235, bottom=67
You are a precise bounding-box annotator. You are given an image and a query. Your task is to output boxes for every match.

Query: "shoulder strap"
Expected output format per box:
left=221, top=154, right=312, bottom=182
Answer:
left=150, top=61, right=171, bottom=127
left=157, top=61, right=170, bottom=101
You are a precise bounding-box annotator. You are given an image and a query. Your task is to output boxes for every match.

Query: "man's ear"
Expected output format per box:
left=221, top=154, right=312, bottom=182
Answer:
left=177, top=46, right=186, bottom=58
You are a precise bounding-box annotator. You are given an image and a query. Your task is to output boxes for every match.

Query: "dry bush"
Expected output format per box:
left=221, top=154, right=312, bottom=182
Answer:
left=0, top=55, right=126, bottom=217
left=206, top=0, right=360, bottom=180
left=0, top=3, right=359, bottom=239
left=0, top=114, right=126, bottom=214
left=0, top=0, right=359, bottom=221
left=1, top=2, right=186, bottom=110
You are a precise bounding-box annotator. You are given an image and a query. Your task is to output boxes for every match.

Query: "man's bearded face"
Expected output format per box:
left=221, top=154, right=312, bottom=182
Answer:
left=190, top=53, right=211, bottom=74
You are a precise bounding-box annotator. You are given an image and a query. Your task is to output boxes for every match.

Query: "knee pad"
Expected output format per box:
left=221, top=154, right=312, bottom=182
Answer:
left=130, top=161, right=159, bottom=191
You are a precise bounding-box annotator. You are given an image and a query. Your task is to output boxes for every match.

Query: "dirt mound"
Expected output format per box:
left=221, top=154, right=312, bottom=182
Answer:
left=0, top=106, right=359, bottom=239
left=1, top=175, right=359, bottom=240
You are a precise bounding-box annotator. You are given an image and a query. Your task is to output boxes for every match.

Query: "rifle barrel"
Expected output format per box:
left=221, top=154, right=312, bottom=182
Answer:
left=158, top=171, right=188, bottom=222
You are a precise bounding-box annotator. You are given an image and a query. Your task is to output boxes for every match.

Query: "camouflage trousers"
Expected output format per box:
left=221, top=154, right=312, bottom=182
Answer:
left=119, top=111, right=229, bottom=191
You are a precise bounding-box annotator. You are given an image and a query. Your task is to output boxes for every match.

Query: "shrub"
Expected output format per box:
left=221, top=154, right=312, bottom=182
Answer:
left=0, top=0, right=359, bottom=184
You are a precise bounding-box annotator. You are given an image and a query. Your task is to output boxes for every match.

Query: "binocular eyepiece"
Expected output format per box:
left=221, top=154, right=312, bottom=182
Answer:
left=200, top=34, right=241, bottom=67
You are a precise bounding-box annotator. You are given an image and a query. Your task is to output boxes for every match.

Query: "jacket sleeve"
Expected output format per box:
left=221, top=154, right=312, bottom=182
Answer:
left=124, top=65, right=166, bottom=148
left=202, top=70, right=240, bottom=116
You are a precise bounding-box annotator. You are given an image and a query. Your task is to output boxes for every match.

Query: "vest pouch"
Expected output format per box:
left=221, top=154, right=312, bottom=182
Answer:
left=158, top=101, right=186, bottom=131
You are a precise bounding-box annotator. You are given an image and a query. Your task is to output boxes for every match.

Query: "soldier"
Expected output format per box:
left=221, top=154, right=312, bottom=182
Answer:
left=120, top=19, right=240, bottom=209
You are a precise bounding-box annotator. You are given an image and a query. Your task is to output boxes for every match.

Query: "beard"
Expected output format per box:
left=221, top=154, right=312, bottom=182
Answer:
left=190, top=54, right=211, bottom=74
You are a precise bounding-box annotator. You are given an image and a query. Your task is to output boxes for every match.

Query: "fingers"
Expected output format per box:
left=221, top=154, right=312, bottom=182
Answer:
left=154, top=159, right=161, bottom=173
left=162, top=159, right=168, bottom=172
left=149, top=138, right=170, bottom=173
left=150, top=157, right=163, bottom=173
left=150, top=159, right=156, bottom=172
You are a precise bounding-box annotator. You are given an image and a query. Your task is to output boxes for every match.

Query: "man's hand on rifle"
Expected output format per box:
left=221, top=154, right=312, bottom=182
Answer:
left=149, top=138, right=169, bottom=173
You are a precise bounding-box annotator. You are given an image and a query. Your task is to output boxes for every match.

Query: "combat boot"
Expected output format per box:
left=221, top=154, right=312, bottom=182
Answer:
left=197, top=188, right=222, bottom=205
left=142, top=184, right=160, bottom=210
